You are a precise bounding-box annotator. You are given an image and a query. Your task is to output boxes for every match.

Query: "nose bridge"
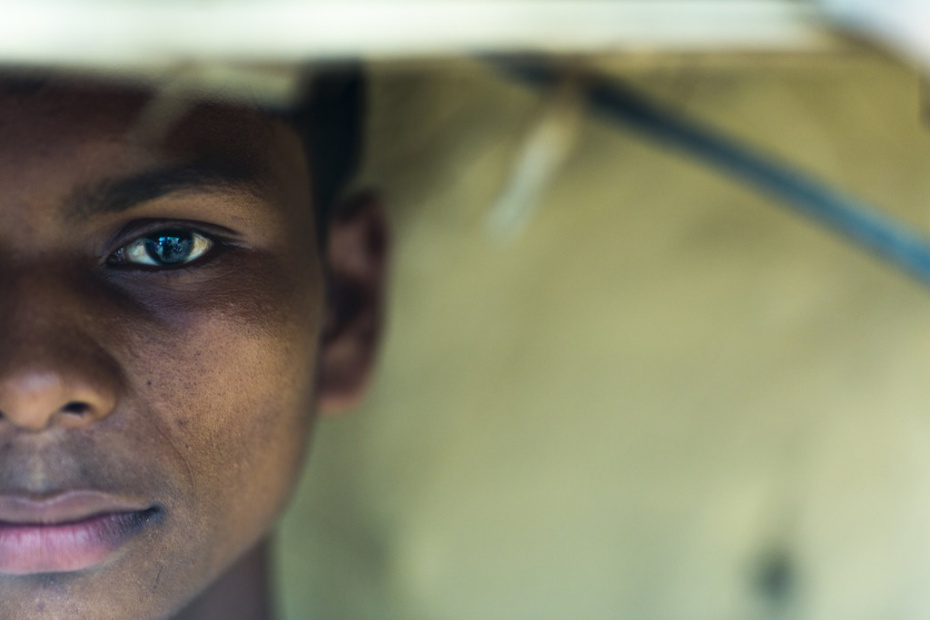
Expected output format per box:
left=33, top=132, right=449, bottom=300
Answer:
left=0, top=263, right=122, bottom=431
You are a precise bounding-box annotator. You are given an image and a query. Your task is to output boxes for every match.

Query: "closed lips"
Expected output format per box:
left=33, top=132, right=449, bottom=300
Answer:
left=0, top=491, right=160, bottom=575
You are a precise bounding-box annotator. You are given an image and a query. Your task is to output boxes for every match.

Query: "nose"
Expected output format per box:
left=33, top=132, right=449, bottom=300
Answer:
left=0, top=266, right=122, bottom=432
left=0, top=370, right=117, bottom=431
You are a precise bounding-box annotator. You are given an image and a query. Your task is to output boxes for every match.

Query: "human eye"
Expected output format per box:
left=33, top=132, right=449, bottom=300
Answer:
left=108, top=229, right=215, bottom=268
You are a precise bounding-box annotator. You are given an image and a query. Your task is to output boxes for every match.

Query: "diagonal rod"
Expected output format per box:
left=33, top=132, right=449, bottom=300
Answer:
left=499, top=60, right=930, bottom=288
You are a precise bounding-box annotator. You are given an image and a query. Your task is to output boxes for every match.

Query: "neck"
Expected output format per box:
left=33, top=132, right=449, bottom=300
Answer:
left=174, top=537, right=275, bottom=620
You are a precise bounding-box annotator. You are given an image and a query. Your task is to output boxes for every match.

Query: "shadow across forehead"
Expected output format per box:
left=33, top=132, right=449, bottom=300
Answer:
left=0, top=72, right=290, bottom=218
left=0, top=72, right=279, bottom=158
left=153, top=97, right=280, bottom=173
left=0, top=73, right=155, bottom=126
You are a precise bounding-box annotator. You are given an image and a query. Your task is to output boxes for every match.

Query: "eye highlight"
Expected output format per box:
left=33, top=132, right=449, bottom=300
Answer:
left=109, top=230, right=214, bottom=268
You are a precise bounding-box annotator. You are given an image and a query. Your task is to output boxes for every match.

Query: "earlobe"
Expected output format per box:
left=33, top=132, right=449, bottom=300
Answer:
left=317, top=191, right=389, bottom=413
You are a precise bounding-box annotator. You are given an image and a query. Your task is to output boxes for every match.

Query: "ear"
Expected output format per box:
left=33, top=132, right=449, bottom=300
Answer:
left=317, top=192, right=390, bottom=413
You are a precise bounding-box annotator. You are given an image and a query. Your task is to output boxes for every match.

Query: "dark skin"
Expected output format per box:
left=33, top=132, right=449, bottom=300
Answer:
left=0, top=80, right=388, bottom=618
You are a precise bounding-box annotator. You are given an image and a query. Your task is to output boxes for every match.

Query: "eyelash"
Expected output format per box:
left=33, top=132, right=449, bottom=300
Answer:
left=106, top=225, right=224, bottom=270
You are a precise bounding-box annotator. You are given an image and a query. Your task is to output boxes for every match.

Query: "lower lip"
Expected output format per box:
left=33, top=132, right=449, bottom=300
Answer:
left=0, top=509, right=158, bottom=575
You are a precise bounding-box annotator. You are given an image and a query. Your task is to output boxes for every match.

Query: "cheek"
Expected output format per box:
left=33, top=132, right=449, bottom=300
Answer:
left=114, top=263, right=323, bottom=571
left=175, top=323, right=317, bottom=541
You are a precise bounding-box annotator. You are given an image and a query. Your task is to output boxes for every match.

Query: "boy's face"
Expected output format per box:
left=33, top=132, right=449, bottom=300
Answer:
left=0, top=80, right=380, bottom=618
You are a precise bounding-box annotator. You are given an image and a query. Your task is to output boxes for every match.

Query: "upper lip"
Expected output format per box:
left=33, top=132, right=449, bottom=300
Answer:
left=0, top=491, right=152, bottom=525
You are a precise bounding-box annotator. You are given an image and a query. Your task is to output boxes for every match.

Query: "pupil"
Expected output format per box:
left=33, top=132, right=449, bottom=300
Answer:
left=145, top=231, right=194, bottom=265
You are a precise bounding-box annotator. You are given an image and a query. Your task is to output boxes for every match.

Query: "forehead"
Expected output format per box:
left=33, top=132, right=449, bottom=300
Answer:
left=0, top=78, right=309, bottom=233
left=0, top=78, right=278, bottom=165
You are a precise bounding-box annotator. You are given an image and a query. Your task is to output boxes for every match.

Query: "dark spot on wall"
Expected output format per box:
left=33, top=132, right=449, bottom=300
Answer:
left=754, top=549, right=795, bottom=608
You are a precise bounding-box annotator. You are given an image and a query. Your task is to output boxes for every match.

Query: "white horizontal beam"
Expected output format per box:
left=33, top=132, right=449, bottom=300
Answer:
left=0, top=1, right=831, bottom=71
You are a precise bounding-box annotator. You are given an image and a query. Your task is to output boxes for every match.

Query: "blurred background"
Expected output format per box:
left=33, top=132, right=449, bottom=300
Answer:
left=279, top=54, right=930, bottom=619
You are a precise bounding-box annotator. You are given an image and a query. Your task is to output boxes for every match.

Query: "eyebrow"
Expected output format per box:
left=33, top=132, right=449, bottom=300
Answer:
left=66, top=161, right=263, bottom=220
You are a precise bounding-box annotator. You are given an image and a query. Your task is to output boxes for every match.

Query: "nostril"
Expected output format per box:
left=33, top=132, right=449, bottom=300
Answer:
left=61, top=401, right=92, bottom=416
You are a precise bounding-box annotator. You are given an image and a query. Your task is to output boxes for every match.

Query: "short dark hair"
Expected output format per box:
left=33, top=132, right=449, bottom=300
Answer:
left=279, top=68, right=367, bottom=242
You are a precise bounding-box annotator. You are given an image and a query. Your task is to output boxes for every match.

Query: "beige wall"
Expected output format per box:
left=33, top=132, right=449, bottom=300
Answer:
left=278, top=55, right=930, bottom=619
